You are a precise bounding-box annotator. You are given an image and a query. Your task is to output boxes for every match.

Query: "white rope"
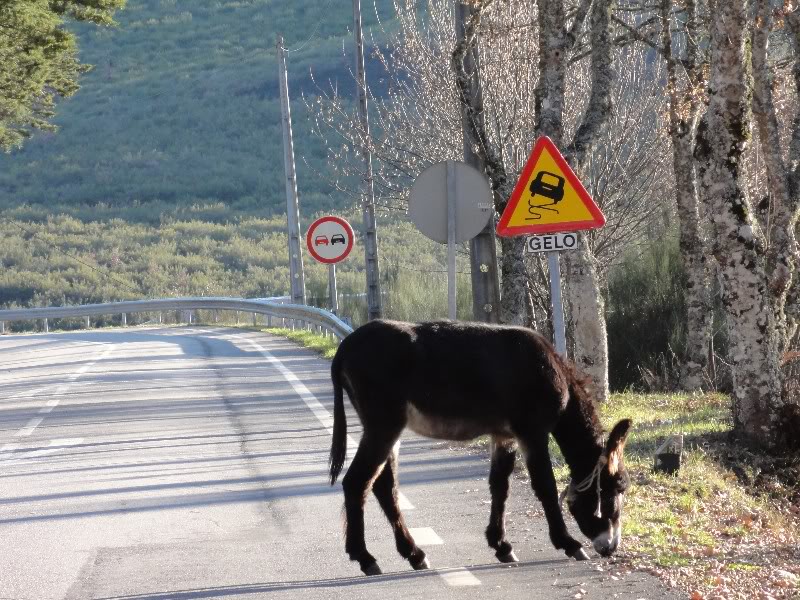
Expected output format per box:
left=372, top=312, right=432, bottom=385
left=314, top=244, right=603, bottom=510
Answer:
left=560, top=455, right=607, bottom=518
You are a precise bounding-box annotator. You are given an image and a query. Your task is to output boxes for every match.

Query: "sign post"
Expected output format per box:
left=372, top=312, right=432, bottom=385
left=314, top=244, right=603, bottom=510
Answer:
left=306, top=216, right=356, bottom=314
left=496, top=137, right=605, bottom=354
left=409, top=160, right=492, bottom=320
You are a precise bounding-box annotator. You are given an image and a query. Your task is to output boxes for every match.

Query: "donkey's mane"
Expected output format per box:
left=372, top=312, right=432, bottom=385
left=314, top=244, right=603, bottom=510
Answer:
left=551, top=353, right=606, bottom=476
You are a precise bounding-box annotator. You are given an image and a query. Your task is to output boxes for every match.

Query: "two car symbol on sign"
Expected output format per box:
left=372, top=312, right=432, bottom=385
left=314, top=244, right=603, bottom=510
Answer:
left=314, top=234, right=347, bottom=246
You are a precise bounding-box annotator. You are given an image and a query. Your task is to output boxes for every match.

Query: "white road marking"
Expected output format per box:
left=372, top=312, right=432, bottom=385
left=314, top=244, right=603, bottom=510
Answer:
left=7, top=346, right=113, bottom=438
left=243, top=337, right=416, bottom=511
left=0, top=443, right=20, bottom=461
left=244, top=332, right=476, bottom=588
left=409, top=527, right=444, bottom=546
left=6, top=386, right=49, bottom=400
left=16, top=417, right=44, bottom=437
left=399, top=494, right=415, bottom=510
left=2, top=438, right=84, bottom=465
left=439, top=567, right=482, bottom=587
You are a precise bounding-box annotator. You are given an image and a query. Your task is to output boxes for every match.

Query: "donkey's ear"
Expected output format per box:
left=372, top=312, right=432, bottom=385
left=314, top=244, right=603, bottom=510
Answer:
left=605, top=419, right=632, bottom=475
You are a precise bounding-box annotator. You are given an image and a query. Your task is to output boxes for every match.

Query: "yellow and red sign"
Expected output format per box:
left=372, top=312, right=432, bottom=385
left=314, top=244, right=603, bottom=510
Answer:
left=496, top=137, right=605, bottom=237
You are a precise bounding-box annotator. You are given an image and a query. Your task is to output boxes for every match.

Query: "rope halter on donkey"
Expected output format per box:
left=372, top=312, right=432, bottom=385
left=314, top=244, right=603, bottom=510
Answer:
left=559, top=454, right=607, bottom=518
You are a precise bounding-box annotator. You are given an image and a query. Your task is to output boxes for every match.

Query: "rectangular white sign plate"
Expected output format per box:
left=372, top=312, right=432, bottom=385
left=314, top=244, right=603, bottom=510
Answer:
left=524, top=232, right=579, bottom=253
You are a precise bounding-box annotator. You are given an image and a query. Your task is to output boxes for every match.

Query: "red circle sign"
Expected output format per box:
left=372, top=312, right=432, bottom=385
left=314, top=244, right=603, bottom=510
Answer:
left=306, top=216, right=355, bottom=264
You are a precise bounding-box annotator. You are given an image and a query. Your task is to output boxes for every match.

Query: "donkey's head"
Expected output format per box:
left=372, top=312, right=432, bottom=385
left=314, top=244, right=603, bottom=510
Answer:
left=563, top=419, right=632, bottom=557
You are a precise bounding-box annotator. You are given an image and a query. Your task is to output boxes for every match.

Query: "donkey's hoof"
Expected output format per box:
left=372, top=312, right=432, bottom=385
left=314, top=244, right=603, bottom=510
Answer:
left=571, top=548, right=590, bottom=561
left=411, top=556, right=431, bottom=570
left=362, top=562, right=383, bottom=576
left=497, top=550, right=519, bottom=563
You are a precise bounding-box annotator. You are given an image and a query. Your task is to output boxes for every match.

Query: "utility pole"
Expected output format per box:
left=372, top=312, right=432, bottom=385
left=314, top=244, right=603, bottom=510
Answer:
left=352, top=0, right=383, bottom=321
left=455, top=1, right=501, bottom=324
left=277, top=35, right=306, bottom=306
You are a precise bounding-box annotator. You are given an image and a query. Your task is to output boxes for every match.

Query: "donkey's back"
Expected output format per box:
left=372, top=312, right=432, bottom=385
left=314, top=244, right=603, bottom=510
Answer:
left=331, top=319, right=571, bottom=445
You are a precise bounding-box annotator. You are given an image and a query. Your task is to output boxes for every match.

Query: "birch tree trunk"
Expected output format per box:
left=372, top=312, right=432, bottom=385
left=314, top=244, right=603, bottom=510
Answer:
left=661, top=0, right=713, bottom=391
left=561, top=0, right=615, bottom=401
left=451, top=0, right=536, bottom=327
left=752, top=0, right=798, bottom=349
left=563, top=241, right=609, bottom=400
left=695, top=0, right=782, bottom=445
left=750, top=2, right=800, bottom=449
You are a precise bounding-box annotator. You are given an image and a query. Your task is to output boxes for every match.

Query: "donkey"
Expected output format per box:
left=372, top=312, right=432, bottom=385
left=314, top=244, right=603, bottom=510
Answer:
left=329, top=319, right=631, bottom=576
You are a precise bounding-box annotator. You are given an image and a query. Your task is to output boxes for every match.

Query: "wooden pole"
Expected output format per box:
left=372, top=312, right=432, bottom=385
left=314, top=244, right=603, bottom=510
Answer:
left=352, top=0, right=383, bottom=320
left=277, top=35, right=307, bottom=306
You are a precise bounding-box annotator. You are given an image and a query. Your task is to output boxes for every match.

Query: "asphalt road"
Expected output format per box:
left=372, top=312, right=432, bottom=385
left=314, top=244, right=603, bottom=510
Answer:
left=0, top=327, right=679, bottom=600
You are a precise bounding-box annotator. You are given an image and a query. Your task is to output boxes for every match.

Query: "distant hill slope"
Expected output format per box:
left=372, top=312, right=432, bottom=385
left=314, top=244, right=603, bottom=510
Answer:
left=0, top=0, right=394, bottom=215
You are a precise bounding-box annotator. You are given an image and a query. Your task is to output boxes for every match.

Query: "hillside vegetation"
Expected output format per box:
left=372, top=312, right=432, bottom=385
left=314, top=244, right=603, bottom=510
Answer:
left=0, top=0, right=393, bottom=213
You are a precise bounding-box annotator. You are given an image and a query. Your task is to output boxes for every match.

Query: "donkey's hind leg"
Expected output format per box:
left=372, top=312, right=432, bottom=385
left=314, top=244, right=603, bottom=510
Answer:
left=342, top=432, right=400, bottom=576
left=486, top=436, right=519, bottom=563
left=372, top=441, right=429, bottom=571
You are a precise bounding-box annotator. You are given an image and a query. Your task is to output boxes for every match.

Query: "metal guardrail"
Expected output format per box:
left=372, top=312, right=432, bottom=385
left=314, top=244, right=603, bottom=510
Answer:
left=0, top=297, right=355, bottom=340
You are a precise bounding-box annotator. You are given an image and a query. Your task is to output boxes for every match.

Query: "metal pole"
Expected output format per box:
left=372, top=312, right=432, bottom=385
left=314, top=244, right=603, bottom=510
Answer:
left=548, top=251, right=567, bottom=355
left=447, top=161, right=457, bottom=320
left=352, top=0, right=383, bottom=320
left=277, top=35, right=307, bottom=306
left=329, top=263, right=339, bottom=314
left=455, top=1, right=501, bottom=324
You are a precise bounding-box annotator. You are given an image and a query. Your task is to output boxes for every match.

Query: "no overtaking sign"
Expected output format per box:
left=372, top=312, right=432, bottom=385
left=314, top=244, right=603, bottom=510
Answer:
left=306, top=216, right=354, bottom=264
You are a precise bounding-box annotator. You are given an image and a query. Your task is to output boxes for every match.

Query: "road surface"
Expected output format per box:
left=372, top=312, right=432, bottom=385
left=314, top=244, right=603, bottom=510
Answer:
left=0, top=326, right=678, bottom=600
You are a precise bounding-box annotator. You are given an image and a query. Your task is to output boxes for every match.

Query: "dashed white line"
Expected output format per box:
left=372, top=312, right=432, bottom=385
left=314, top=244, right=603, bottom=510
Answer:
left=243, top=337, right=416, bottom=511
left=409, top=527, right=444, bottom=546
left=0, top=443, right=20, bottom=461
left=7, top=386, right=49, bottom=400
left=438, top=567, right=482, bottom=587
left=7, top=345, right=113, bottom=438
left=15, top=417, right=44, bottom=437
left=1, top=438, right=84, bottom=465
left=243, top=334, right=480, bottom=586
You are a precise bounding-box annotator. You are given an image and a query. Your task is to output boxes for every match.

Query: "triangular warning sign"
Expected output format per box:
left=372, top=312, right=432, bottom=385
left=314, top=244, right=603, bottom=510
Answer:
left=496, top=137, right=605, bottom=237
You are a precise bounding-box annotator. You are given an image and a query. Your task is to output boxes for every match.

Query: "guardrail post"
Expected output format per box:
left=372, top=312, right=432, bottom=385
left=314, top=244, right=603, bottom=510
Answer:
left=43, top=318, right=49, bottom=333
left=252, top=313, right=258, bottom=327
left=122, top=313, right=127, bottom=327
left=267, top=314, right=272, bottom=328
left=236, top=311, right=240, bottom=325
left=0, top=321, right=4, bottom=334
left=214, top=310, right=219, bottom=324
left=85, top=316, right=90, bottom=329
left=189, top=310, right=194, bottom=325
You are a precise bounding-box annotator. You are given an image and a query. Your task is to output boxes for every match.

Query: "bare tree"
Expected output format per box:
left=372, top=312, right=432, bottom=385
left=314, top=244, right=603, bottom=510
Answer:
left=310, top=0, right=671, bottom=399
left=694, top=0, right=786, bottom=447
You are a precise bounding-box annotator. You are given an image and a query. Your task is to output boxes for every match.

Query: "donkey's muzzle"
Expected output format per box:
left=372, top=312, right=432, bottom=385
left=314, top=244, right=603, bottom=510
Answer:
left=592, top=528, right=620, bottom=557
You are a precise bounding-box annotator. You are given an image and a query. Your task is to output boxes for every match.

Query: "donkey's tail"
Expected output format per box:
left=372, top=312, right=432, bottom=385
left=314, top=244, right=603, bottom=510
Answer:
left=329, top=349, right=347, bottom=485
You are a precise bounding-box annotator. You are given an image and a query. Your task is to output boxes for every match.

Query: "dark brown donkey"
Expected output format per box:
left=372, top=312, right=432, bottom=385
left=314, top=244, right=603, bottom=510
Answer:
left=329, top=319, right=632, bottom=576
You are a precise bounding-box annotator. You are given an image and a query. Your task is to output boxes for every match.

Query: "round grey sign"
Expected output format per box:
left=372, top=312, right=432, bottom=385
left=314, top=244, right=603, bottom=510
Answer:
left=408, top=161, right=493, bottom=244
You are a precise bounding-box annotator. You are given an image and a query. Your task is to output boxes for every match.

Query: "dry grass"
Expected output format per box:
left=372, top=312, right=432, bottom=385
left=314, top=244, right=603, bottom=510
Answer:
left=593, top=393, right=799, bottom=600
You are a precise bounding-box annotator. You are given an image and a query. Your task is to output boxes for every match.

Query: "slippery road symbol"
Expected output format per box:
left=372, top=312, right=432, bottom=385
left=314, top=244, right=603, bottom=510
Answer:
left=526, top=171, right=565, bottom=220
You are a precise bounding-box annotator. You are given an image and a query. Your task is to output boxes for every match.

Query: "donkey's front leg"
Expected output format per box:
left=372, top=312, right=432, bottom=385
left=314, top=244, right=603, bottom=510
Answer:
left=522, top=438, right=589, bottom=560
left=485, top=436, right=519, bottom=563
